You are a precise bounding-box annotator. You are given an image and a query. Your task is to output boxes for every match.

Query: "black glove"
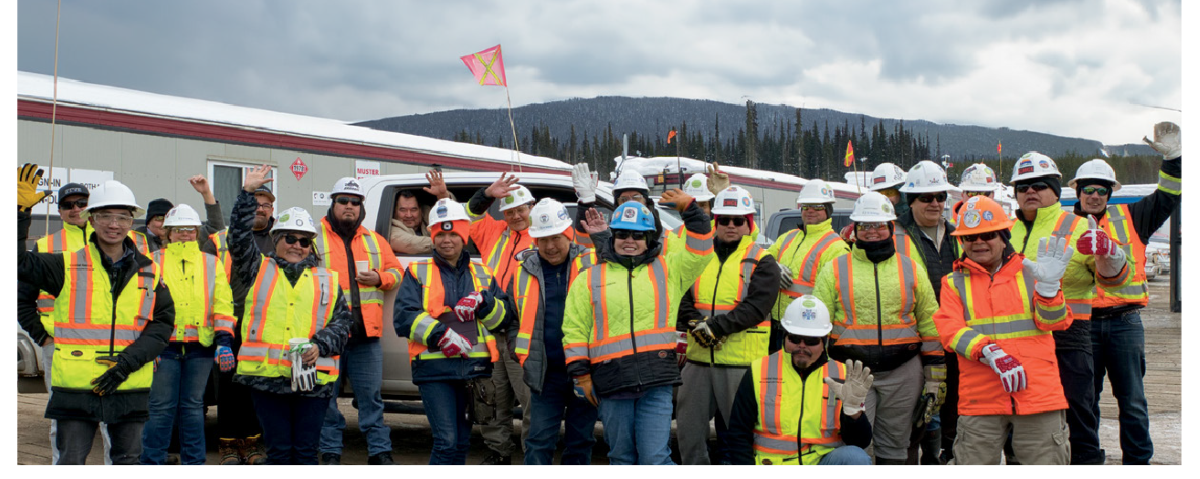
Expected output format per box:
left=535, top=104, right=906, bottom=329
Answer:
left=91, top=355, right=135, bottom=396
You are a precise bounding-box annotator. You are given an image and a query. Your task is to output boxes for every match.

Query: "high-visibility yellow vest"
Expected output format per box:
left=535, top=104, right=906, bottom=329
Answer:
left=209, top=229, right=233, bottom=281
left=687, top=236, right=771, bottom=365
left=35, top=221, right=94, bottom=336
left=152, top=242, right=235, bottom=347
left=1092, top=204, right=1149, bottom=308
left=404, top=259, right=503, bottom=362
left=751, top=352, right=847, bottom=465
left=51, top=245, right=160, bottom=393
left=236, top=257, right=341, bottom=385
left=511, top=251, right=596, bottom=365
left=768, top=219, right=849, bottom=319
left=129, top=230, right=152, bottom=255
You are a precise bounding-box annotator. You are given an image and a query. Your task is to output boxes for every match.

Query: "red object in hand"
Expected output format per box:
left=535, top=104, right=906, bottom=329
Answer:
left=839, top=223, right=856, bottom=243
left=437, top=330, right=473, bottom=358
left=675, top=333, right=688, bottom=354
left=454, top=292, right=483, bottom=323
left=1076, top=229, right=1116, bottom=256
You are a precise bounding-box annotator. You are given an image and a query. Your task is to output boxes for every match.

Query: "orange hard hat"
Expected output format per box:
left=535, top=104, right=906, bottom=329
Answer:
left=951, top=196, right=1013, bottom=236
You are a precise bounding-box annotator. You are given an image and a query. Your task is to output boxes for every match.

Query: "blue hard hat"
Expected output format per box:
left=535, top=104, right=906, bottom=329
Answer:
left=609, top=201, right=656, bottom=232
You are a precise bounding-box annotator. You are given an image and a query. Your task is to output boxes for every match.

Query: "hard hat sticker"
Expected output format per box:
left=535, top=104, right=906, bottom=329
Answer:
left=963, top=210, right=982, bottom=228
left=742, top=197, right=751, bottom=206
left=539, top=214, right=549, bottom=223
left=557, top=209, right=569, bottom=220
left=724, top=199, right=738, bottom=207
left=436, top=205, right=448, bottom=217
left=691, top=180, right=702, bottom=188
left=622, top=208, right=637, bottom=220
left=982, top=211, right=994, bottom=221
left=280, top=214, right=290, bottom=223
left=802, top=310, right=816, bottom=320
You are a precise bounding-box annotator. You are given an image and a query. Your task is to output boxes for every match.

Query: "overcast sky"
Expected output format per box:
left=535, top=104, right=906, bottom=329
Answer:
left=14, top=0, right=1184, bottom=145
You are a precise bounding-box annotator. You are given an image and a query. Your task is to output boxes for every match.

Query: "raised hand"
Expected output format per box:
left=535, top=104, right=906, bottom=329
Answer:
left=17, top=163, right=48, bottom=211
left=485, top=172, right=521, bottom=199
left=424, top=169, right=451, bottom=199
left=242, top=164, right=274, bottom=192
left=706, top=160, right=730, bottom=195
left=659, top=188, right=695, bottom=213
left=581, top=207, right=609, bottom=235
left=1143, top=121, right=1181, bottom=160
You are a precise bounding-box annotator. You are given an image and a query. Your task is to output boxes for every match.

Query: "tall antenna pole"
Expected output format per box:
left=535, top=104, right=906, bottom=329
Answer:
left=45, top=0, right=63, bottom=238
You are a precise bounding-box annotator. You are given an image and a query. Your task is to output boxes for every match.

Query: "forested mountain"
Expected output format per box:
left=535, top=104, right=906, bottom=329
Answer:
left=355, top=97, right=1162, bottom=184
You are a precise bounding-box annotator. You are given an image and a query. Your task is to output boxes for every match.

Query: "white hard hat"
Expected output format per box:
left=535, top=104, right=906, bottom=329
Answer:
left=163, top=204, right=202, bottom=227
left=1010, top=151, right=1061, bottom=183
left=528, top=198, right=573, bottom=238
left=797, top=179, right=835, bottom=205
left=683, top=173, right=715, bottom=201
left=899, top=161, right=950, bottom=194
left=869, top=163, right=907, bottom=191
left=850, top=191, right=897, bottom=222
left=711, top=186, right=756, bottom=216
left=1067, top=159, right=1122, bottom=192
left=271, top=207, right=318, bottom=235
left=499, top=185, right=535, bottom=212
left=428, top=198, right=470, bottom=226
left=613, top=169, right=649, bottom=193
left=781, top=295, right=833, bottom=337
left=331, top=177, right=366, bottom=198
left=82, top=180, right=144, bottom=219
left=959, top=163, right=998, bottom=192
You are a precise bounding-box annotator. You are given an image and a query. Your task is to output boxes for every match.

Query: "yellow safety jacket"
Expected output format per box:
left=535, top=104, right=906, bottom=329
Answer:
left=209, top=228, right=233, bottom=281
left=129, top=230, right=152, bottom=255
left=1091, top=204, right=1149, bottom=308
left=152, top=242, right=235, bottom=347
left=236, top=257, right=341, bottom=385
left=751, top=352, right=847, bottom=465
left=768, top=219, right=849, bottom=319
left=687, top=235, right=772, bottom=365
left=51, top=245, right=160, bottom=393
left=511, top=251, right=597, bottom=365
left=404, top=259, right=504, bottom=362
left=35, top=221, right=95, bottom=336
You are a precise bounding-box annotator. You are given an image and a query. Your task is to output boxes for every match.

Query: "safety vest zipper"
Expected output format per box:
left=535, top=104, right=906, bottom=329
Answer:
left=797, top=369, right=807, bottom=459
left=628, top=269, right=643, bottom=387
left=109, top=277, right=119, bottom=356
left=874, top=263, right=882, bottom=349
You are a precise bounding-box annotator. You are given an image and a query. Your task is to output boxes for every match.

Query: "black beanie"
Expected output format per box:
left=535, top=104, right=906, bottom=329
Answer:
left=146, top=198, right=174, bottom=220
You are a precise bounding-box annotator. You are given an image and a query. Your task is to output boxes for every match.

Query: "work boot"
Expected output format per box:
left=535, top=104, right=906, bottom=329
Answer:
left=218, top=438, right=242, bottom=465
left=240, top=434, right=268, bottom=465
left=321, top=453, right=342, bottom=465
left=167, top=453, right=180, bottom=465
left=479, top=452, right=511, bottom=465
left=368, top=452, right=396, bottom=465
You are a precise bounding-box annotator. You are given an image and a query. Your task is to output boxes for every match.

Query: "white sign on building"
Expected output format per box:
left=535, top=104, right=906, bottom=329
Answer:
left=313, top=191, right=332, bottom=206
left=355, top=160, right=381, bottom=180
left=32, top=168, right=114, bottom=217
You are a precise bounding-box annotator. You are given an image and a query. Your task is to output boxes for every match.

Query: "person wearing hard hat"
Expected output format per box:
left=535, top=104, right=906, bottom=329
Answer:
left=389, top=168, right=455, bottom=255
left=1066, top=122, right=1181, bottom=464
left=1008, top=151, right=1134, bottom=465
left=394, top=197, right=510, bottom=465
left=132, top=175, right=227, bottom=254
left=950, top=163, right=1000, bottom=227
left=500, top=198, right=600, bottom=465
left=17, top=165, right=176, bottom=465
left=811, top=191, right=943, bottom=465
left=769, top=179, right=850, bottom=348
left=840, top=162, right=908, bottom=243
left=726, top=295, right=874, bottom=465
left=214, top=165, right=353, bottom=465
left=675, top=186, right=782, bottom=465
left=465, top=172, right=535, bottom=464
left=313, top=177, right=404, bottom=466
left=682, top=172, right=717, bottom=216
left=140, top=204, right=237, bottom=465
left=563, top=188, right=712, bottom=465
left=933, top=196, right=1075, bottom=464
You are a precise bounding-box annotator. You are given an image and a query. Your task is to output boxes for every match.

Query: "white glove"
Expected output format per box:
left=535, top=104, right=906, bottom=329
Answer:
left=437, top=328, right=474, bottom=358
left=1021, top=236, right=1073, bottom=298
left=572, top=163, right=598, bottom=203
left=979, top=344, right=1027, bottom=393
left=289, top=342, right=317, bottom=392
left=1143, top=121, right=1181, bottom=160
left=778, top=264, right=795, bottom=290
left=824, top=359, right=873, bottom=416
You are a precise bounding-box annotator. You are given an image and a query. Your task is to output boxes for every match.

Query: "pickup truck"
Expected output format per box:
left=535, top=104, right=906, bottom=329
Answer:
left=757, top=207, right=854, bottom=249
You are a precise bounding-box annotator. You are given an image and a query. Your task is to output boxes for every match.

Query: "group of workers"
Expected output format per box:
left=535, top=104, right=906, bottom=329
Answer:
left=15, top=121, right=1179, bottom=466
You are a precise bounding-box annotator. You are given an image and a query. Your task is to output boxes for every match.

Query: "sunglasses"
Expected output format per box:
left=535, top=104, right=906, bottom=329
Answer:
left=960, top=231, right=1000, bottom=243
left=856, top=222, right=888, bottom=232
left=171, top=227, right=198, bottom=233
left=334, top=197, right=363, bottom=207
left=800, top=205, right=827, bottom=212
left=964, top=191, right=991, bottom=198
left=1014, top=182, right=1050, bottom=194
left=59, top=199, right=89, bottom=210
left=916, top=193, right=948, bottom=203
left=786, top=334, right=824, bottom=346
left=716, top=216, right=747, bottom=227
left=613, top=230, right=649, bottom=241
left=282, top=235, right=313, bottom=248
left=1081, top=186, right=1110, bottom=196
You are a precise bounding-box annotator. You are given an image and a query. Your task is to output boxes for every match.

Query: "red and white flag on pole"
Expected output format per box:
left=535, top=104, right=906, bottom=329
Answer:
left=461, top=44, right=507, bottom=86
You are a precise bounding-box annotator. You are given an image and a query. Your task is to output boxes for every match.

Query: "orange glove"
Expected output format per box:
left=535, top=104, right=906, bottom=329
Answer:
left=573, top=374, right=599, bottom=407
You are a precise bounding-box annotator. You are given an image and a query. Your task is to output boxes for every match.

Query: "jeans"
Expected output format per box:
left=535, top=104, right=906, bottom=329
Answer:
left=596, top=385, right=675, bottom=465
left=141, top=345, right=214, bottom=465
left=419, top=380, right=473, bottom=465
left=1054, top=320, right=1102, bottom=464
left=319, top=340, right=391, bottom=456
left=250, top=390, right=329, bottom=465
left=819, top=445, right=873, bottom=465
left=56, top=420, right=143, bottom=465
left=523, top=369, right=598, bottom=465
left=1091, top=310, right=1153, bottom=464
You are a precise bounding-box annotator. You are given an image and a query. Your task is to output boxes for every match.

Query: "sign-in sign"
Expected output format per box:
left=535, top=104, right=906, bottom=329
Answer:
left=32, top=168, right=114, bottom=217
left=355, top=160, right=381, bottom=180
left=313, top=191, right=332, bottom=206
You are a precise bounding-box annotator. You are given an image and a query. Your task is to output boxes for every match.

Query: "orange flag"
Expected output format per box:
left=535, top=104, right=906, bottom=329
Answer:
left=667, top=129, right=676, bottom=144
left=997, top=140, right=1002, bottom=155
left=460, top=45, right=507, bottom=86
left=844, top=140, right=855, bottom=167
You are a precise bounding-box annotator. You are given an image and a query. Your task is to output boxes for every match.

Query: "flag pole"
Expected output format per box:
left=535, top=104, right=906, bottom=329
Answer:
left=45, top=0, right=63, bottom=238
left=504, top=83, right=521, bottom=173
left=996, top=141, right=1003, bottom=186
left=675, top=129, right=683, bottom=189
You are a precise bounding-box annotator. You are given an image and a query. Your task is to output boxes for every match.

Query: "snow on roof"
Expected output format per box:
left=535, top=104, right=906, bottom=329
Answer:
left=16, top=71, right=572, bottom=171
left=612, top=156, right=863, bottom=195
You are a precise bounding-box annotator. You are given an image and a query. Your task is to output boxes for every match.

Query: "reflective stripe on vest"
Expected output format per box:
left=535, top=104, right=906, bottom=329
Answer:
left=688, top=240, right=771, bottom=365
left=129, top=231, right=151, bottom=255
left=584, top=259, right=675, bottom=363
left=782, top=231, right=842, bottom=298
left=314, top=222, right=395, bottom=337
left=946, top=269, right=1053, bottom=357
left=405, top=260, right=500, bottom=361
left=237, top=259, right=340, bottom=383
left=35, top=223, right=93, bottom=336
left=210, top=229, right=233, bottom=280
left=153, top=248, right=221, bottom=345
left=1092, top=204, right=1149, bottom=306
left=752, top=352, right=846, bottom=465
left=829, top=255, right=922, bottom=348
left=513, top=252, right=596, bottom=365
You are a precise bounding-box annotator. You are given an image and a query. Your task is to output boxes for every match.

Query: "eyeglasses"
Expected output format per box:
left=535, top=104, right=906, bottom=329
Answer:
left=960, top=231, right=1000, bottom=243
left=1015, top=182, right=1050, bottom=194
left=856, top=222, right=888, bottom=232
left=619, top=193, right=646, bottom=203
left=613, top=230, right=649, bottom=241
left=716, top=216, right=747, bottom=227
left=800, top=205, right=827, bottom=212
left=916, top=193, right=948, bottom=203
left=964, top=191, right=991, bottom=198
left=334, top=197, right=363, bottom=207
left=786, top=334, right=824, bottom=346
left=1081, top=186, right=1110, bottom=196
left=91, top=212, right=134, bottom=226
left=171, top=227, right=198, bottom=233
left=255, top=202, right=274, bottom=210
left=282, top=235, right=313, bottom=248
left=59, top=199, right=88, bottom=210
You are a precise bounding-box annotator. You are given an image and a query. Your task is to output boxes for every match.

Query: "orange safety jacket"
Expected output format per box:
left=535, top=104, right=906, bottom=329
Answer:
left=1091, top=204, right=1150, bottom=308
left=508, top=249, right=597, bottom=366
left=934, top=253, right=1073, bottom=416
left=313, top=217, right=403, bottom=338
left=469, top=214, right=536, bottom=292
left=129, top=230, right=152, bottom=255
left=403, top=259, right=502, bottom=362
left=209, top=229, right=233, bottom=281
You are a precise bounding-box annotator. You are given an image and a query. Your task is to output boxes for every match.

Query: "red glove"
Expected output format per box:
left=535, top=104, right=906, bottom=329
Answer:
left=454, top=291, right=483, bottom=323
left=675, top=332, right=688, bottom=367
left=980, top=344, right=1027, bottom=393
left=839, top=222, right=856, bottom=243
left=1076, top=217, right=1117, bottom=256
left=437, top=329, right=473, bottom=358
